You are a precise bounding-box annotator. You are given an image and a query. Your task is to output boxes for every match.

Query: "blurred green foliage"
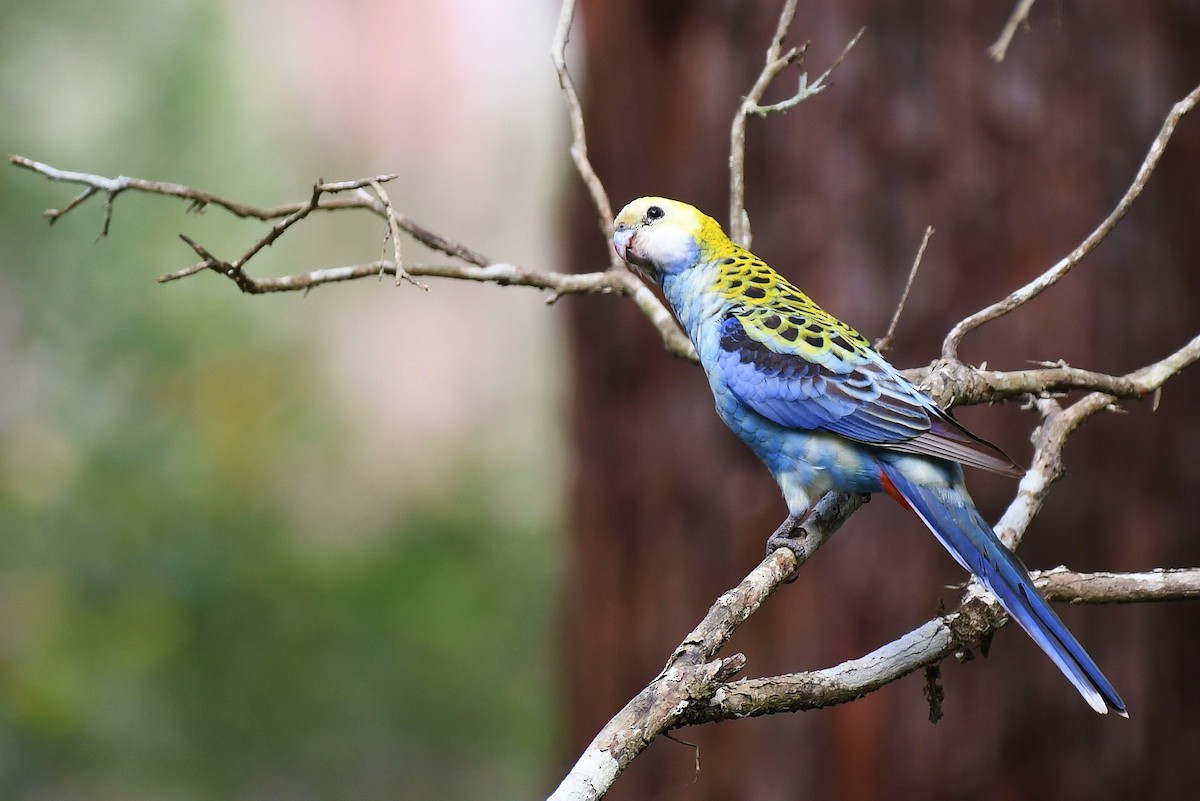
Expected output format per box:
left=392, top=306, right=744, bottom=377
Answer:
left=1, top=2, right=561, bottom=799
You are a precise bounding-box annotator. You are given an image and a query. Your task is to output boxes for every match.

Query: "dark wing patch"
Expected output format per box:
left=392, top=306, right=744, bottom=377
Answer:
left=717, top=314, right=1022, bottom=475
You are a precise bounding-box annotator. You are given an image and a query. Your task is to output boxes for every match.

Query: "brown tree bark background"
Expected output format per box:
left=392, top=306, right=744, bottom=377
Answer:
left=564, top=2, right=1200, bottom=799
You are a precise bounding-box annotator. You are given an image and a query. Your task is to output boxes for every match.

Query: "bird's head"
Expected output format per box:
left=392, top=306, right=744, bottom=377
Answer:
left=613, top=197, right=725, bottom=280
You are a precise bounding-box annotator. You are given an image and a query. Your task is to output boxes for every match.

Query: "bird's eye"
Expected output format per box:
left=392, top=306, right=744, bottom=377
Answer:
left=645, top=205, right=664, bottom=222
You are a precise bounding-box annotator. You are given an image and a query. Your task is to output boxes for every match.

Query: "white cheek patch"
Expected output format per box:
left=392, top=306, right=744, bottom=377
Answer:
left=642, top=224, right=695, bottom=268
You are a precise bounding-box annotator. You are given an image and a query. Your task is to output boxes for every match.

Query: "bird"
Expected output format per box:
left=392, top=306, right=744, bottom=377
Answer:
left=612, top=196, right=1126, bottom=716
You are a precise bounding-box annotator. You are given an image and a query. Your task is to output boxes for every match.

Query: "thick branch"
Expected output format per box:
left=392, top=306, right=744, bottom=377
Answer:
left=686, top=566, right=1200, bottom=724
left=918, top=333, right=1200, bottom=409
left=548, top=492, right=864, bottom=801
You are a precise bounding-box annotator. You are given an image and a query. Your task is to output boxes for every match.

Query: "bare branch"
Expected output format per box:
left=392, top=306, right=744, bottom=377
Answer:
left=368, top=178, right=425, bottom=289
left=993, top=333, right=1200, bottom=550
left=233, top=179, right=327, bottom=267
left=9, top=155, right=490, bottom=262
left=876, top=225, right=934, bottom=352
left=728, top=1, right=863, bottom=246
left=941, top=83, right=1200, bottom=360
left=728, top=0, right=800, bottom=246
left=916, top=332, right=1200, bottom=409
left=553, top=509, right=1200, bottom=801
left=45, top=185, right=100, bottom=225
left=548, top=491, right=864, bottom=801
left=988, top=0, right=1036, bottom=62
left=11, top=153, right=697, bottom=358
left=13, top=24, right=1200, bottom=800
left=552, top=0, right=620, bottom=267
left=1039, top=566, right=1200, bottom=605
left=686, top=566, right=1200, bottom=724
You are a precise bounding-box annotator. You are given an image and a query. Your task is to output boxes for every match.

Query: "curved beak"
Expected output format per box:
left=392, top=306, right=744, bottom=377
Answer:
left=612, top=226, right=635, bottom=264
left=613, top=224, right=653, bottom=274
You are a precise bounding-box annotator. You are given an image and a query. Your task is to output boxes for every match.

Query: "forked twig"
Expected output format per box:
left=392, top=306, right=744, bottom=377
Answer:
left=729, top=13, right=863, bottom=247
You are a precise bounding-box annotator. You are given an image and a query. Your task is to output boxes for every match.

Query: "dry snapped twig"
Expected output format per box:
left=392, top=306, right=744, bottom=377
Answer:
left=988, top=0, right=1037, bottom=62
left=941, top=82, right=1200, bottom=360
left=682, top=565, right=1200, bottom=725
left=728, top=4, right=863, bottom=246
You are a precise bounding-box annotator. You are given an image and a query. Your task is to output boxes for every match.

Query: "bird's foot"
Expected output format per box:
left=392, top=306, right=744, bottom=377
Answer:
left=765, top=513, right=810, bottom=581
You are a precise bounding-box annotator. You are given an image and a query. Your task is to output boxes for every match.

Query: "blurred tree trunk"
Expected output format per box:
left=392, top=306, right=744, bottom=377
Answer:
left=564, top=2, right=1200, bottom=799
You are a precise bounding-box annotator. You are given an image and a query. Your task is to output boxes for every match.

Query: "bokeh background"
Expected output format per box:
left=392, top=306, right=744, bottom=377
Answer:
left=5, top=1, right=1200, bottom=800
left=3, top=1, right=566, bottom=799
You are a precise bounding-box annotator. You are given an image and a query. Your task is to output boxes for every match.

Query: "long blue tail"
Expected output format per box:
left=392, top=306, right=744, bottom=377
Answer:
left=879, top=461, right=1127, bottom=716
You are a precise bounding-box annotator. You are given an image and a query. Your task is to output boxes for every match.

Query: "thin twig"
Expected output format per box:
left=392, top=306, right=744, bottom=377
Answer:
left=46, top=185, right=99, bottom=224
left=876, top=225, right=933, bottom=352
left=551, top=0, right=619, bottom=267
left=728, top=20, right=864, bottom=246
left=8, top=156, right=489, bottom=265
left=10, top=154, right=697, bottom=360
left=941, top=82, right=1200, bottom=360
left=369, top=178, right=425, bottom=289
left=729, top=0, right=800, bottom=246
left=988, top=0, right=1036, bottom=62
left=232, top=179, right=326, bottom=269
left=784, top=26, right=864, bottom=113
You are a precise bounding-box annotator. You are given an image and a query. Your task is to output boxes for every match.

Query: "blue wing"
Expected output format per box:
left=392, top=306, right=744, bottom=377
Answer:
left=716, top=313, right=1021, bottom=475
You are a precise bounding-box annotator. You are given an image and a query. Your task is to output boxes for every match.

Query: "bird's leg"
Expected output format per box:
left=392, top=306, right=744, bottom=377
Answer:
left=765, top=510, right=813, bottom=562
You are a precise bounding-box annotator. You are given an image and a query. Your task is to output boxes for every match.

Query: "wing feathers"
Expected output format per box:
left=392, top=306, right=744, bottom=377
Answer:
left=718, top=313, right=1021, bottom=476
